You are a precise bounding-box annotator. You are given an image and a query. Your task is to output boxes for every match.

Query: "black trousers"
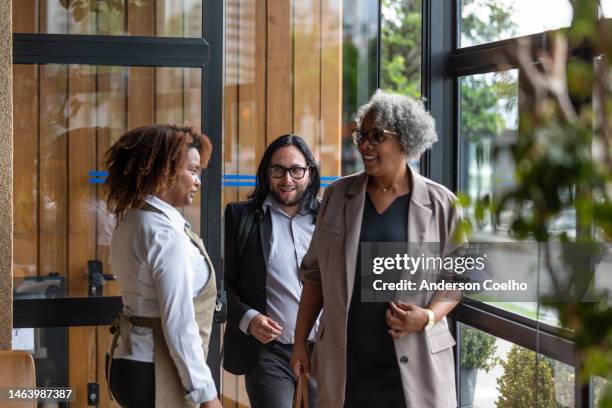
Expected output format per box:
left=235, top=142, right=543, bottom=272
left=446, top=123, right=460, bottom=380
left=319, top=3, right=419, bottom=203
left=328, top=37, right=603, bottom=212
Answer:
left=106, top=355, right=155, bottom=408
left=245, top=342, right=318, bottom=408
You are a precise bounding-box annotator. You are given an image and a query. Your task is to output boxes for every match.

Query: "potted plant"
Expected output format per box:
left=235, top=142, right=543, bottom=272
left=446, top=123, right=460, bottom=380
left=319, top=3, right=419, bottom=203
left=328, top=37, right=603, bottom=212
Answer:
left=459, top=325, right=499, bottom=407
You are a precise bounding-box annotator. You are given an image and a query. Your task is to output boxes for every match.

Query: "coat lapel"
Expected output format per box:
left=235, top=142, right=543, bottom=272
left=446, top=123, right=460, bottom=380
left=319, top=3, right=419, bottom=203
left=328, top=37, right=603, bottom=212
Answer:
left=344, top=172, right=368, bottom=305
left=407, top=168, right=433, bottom=244
left=390, top=168, right=432, bottom=302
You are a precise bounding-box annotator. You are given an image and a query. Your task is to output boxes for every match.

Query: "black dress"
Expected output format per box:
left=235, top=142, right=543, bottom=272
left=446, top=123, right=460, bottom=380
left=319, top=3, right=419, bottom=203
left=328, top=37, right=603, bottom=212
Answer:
left=344, top=192, right=411, bottom=408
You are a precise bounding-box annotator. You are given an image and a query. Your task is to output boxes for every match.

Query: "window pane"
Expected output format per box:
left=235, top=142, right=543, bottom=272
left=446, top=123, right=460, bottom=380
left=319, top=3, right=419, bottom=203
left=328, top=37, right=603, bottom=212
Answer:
left=342, top=0, right=423, bottom=175
left=381, top=0, right=421, bottom=99
left=459, top=323, right=575, bottom=407
left=341, top=0, right=379, bottom=175
left=381, top=0, right=422, bottom=174
left=457, top=70, right=578, bottom=328
left=12, top=0, right=202, bottom=37
left=458, top=70, right=519, bottom=238
left=12, top=64, right=202, bottom=299
left=459, top=0, right=572, bottom=48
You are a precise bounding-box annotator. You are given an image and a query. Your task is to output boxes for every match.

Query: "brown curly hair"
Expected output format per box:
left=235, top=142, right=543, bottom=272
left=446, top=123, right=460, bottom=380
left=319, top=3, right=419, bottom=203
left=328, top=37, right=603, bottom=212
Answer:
left=105, top=124, right=212, bottom=221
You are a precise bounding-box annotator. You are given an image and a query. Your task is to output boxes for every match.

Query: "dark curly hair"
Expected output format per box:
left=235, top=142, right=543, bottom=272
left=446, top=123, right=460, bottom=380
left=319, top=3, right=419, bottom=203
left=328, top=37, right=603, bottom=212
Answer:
left=105, top=124, right=212, bottom=221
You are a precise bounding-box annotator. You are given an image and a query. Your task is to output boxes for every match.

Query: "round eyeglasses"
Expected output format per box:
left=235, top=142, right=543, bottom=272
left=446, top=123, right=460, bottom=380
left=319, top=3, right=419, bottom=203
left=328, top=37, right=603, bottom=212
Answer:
left=352, top=128, right=397, bottom=146
left=268, top=165, right=309, bottom=179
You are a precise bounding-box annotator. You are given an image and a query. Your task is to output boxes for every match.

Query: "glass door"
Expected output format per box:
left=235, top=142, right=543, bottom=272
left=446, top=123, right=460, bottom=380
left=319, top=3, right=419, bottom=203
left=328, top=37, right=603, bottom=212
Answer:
left=11, top=1, right=223, bottom=406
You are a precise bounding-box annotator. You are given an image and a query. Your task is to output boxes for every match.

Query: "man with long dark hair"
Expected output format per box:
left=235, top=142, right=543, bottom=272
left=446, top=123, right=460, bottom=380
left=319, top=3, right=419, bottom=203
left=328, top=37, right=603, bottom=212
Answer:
left=223, top=135, right=320, bottom=407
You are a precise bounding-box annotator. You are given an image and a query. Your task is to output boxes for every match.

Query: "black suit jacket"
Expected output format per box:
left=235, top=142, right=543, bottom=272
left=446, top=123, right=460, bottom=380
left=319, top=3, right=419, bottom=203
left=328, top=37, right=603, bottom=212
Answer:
left=222, top=200, right=272, bottom=375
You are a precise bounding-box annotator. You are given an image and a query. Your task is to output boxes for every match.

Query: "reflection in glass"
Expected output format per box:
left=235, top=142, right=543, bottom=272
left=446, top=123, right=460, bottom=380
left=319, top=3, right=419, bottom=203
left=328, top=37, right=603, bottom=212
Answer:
left=381, top=0, right=422, bottom=174
left=458, top=70, right=518, bottom=237
left=12, top=64, right=202, bottom=298
left=381, top=0, right=421, bottom=99
left=12, top=0, right=202, bottom=37
left=342, top=0, right=423, bottom=175
left=459, top=0, right=572, bottom=48
left=342, top=0, right=379, bottom=175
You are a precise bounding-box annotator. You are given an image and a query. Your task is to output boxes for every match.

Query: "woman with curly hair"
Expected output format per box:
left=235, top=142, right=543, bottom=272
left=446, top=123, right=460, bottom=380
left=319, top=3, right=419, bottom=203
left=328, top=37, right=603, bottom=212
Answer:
left=291, top=90, right=464, bottom=407
left=105, top=124, right=222, bottom=408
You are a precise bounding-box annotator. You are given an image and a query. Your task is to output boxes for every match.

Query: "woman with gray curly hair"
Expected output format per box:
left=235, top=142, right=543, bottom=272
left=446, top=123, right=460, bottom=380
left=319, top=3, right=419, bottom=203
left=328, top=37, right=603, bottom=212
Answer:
left=291, top=90, right=462, bottom=407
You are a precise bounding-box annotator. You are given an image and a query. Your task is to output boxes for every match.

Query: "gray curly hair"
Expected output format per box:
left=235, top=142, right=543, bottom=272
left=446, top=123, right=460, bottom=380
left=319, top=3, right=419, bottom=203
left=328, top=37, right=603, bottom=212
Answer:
left=355, top=89, right=438, bottom=158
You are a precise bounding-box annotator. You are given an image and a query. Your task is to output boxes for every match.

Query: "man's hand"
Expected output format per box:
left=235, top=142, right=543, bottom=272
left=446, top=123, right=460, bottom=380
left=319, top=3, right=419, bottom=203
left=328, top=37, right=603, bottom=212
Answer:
left=385, top=301, right=429, bottom=339
left=200, top=397, right=223, bottom=408
left=249, top=313, right=283, bottom=344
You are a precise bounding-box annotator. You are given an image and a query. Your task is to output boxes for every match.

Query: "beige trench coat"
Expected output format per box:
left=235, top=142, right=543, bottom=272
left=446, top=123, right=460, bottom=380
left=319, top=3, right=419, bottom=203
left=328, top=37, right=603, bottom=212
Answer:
left=300, top=167, right=464, bottom=408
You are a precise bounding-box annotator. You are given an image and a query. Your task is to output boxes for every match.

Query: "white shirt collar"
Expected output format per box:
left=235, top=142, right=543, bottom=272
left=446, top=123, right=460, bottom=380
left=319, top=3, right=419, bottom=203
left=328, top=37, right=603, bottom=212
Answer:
left=143, top=195, right=189, bottom=231
left=262, top=194, right=311, bottom=217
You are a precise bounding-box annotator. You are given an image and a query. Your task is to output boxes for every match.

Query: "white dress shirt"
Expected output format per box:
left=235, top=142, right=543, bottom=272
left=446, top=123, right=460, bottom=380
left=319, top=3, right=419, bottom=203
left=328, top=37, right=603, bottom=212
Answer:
left=239, top=195, right=318, bottom=343
left=109, top=195, right=217, bottom=403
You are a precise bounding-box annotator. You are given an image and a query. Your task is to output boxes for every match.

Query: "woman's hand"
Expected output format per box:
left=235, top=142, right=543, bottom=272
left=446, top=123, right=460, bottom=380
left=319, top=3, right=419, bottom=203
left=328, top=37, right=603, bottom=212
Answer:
left=290, top=341, right=311, bottom=379
left=200, top=397, right=223, bottom=408
left=385, top=301, right=429, bottom=338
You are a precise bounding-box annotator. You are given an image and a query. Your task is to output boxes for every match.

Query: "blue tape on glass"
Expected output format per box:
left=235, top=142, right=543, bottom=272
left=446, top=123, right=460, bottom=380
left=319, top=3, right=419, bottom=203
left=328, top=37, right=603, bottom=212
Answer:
left=87, top=172, right=339, bottom=186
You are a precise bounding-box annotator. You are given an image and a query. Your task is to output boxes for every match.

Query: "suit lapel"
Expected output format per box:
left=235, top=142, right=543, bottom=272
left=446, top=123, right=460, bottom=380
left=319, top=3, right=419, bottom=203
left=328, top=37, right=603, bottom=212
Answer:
left=344, top=173, right=367, bottom=306
left=258, top=210, right=272, bottom=270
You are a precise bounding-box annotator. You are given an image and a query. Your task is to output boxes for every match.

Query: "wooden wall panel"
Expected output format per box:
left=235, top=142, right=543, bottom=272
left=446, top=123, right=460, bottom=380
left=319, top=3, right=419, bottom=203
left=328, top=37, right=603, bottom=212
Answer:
left=39, top=65, right=68, bottom=277
left=157, top=0, right=183, bottom=36
left=12, top=3, right=39, bottom=278
left=67, top=65, right=98, bottom=407
left=220, top=0, right=341, bottom=403
left=127, top=0, right=155, bottom=130
left=67, top=65, right=97, bottom=297
left=12, top=0, right=37, bottom=33
left=13, top=65, right=38, bottom=278
left=69, top=326, right=97, bottom=407
left=127, top=67, right=156, bottom=129
left=95, top=67, right=124, bottom=408
left=319, top=0, right=342, bottom=178
left=237, top=0, right=266, bottom=201
left=223, top=0, right=240, bottom=207
left=182, top=68, right=203, bottom=235
left=293, top=0, right=322, bottom=154
left=266, top=0, right=293, bottom=141
left=96, top=66, right=124, bottom=289
left=156, top=67, right=183, bottom=124
left=184, top=68, right=202, bottom=130
left=128, top=0, right=155, bottom=36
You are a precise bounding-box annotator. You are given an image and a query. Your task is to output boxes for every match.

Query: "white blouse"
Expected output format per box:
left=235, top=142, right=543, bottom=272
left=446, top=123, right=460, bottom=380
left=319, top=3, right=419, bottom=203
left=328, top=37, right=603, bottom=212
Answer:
left=109, top=195, right=217, bottom=403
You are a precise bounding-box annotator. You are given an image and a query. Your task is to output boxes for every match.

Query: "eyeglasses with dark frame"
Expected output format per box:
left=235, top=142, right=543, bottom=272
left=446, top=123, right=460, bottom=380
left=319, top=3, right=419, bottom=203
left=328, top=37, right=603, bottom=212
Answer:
left=268, top=165, right=310, bottom=179
left=352, top=128, right=397, bottom=146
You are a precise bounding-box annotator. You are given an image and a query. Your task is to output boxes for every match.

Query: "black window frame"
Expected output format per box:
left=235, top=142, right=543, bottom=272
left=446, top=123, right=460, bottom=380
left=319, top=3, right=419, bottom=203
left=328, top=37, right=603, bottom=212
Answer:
left=420, top=1, right=597, bottom=407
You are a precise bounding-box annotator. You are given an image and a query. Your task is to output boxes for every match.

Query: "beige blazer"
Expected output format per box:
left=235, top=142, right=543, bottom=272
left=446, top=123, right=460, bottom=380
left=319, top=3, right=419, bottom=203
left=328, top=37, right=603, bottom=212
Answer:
left=300, top=167, right=464, bottom=408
